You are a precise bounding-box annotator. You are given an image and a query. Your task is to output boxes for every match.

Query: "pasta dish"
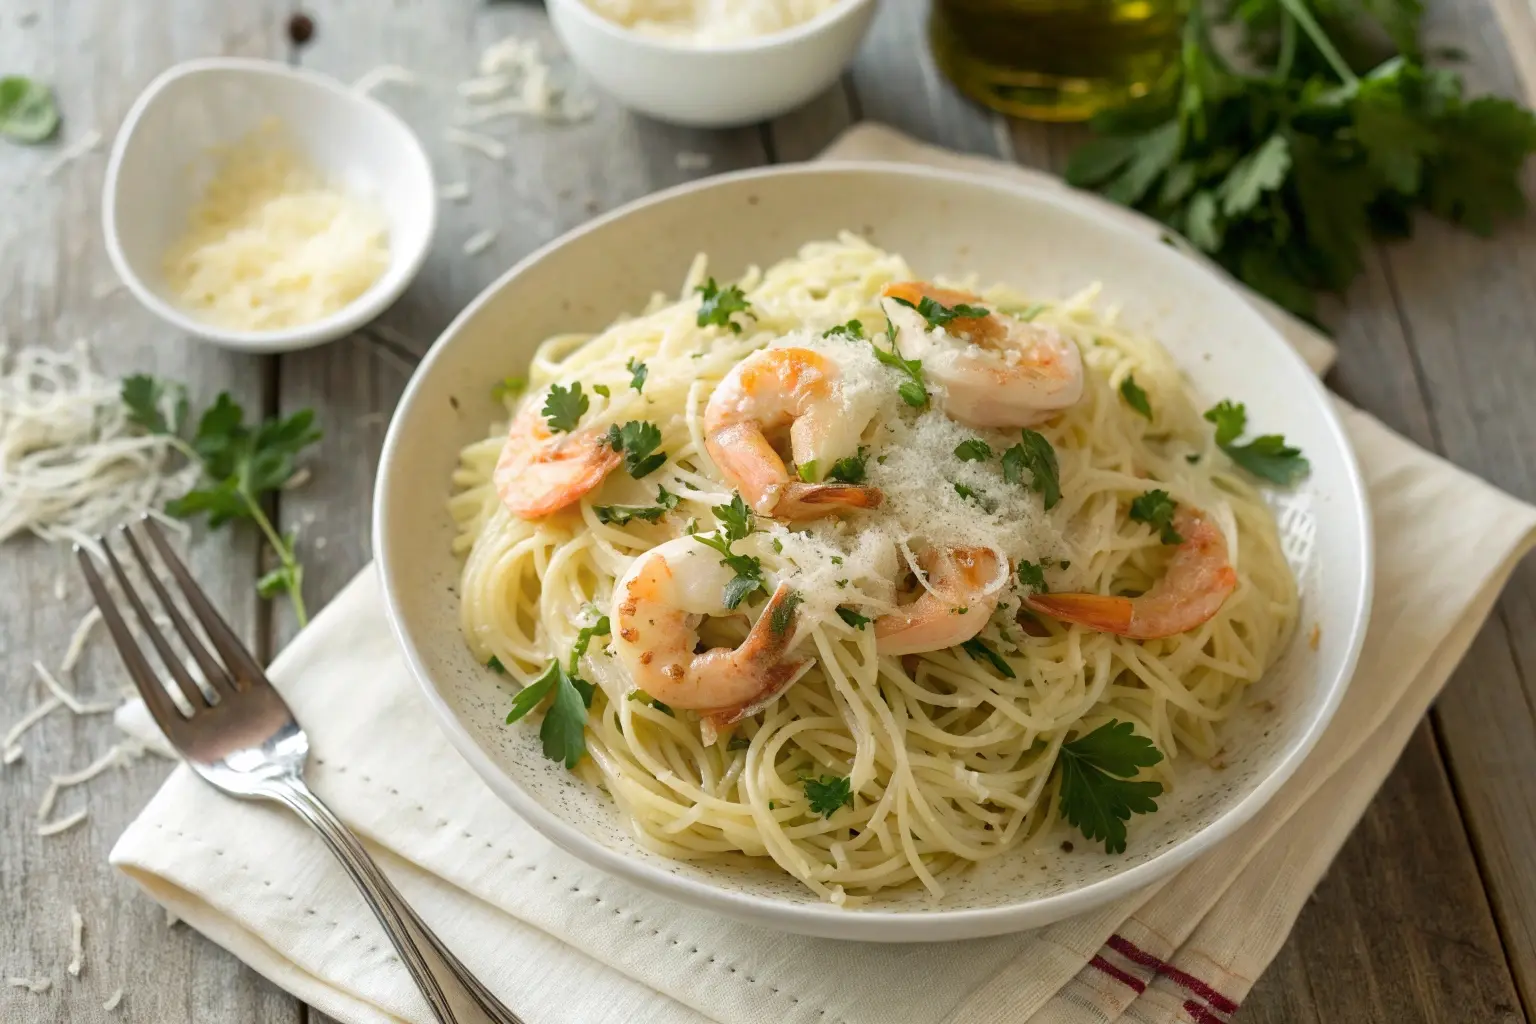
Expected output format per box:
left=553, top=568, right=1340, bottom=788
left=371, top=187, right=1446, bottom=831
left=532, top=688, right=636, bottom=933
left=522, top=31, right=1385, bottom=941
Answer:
left=449, top=235, right=1302, bottom=904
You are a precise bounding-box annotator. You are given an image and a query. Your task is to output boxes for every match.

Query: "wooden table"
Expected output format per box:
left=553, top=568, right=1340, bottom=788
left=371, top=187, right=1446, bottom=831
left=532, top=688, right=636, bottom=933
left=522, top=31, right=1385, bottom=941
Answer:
left=5, top=0, right=1536, bottom=1020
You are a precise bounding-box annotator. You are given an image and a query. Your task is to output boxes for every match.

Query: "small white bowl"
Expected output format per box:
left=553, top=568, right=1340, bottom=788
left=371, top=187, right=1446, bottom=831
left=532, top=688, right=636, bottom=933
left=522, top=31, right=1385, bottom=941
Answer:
left=104, top=58, right=436, bottom=355
left=548, top=0, right=878, bottom=128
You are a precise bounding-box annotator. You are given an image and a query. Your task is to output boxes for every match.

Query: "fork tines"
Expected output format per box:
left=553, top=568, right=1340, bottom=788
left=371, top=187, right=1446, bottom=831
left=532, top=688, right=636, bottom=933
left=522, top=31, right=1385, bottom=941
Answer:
left=75, top=517, right=268, bottom=728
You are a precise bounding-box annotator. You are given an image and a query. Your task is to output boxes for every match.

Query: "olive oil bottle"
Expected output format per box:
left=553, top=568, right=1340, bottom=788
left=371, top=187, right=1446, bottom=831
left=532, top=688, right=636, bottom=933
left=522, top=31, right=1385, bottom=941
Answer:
left=930, top=0, right=1184, bottom=121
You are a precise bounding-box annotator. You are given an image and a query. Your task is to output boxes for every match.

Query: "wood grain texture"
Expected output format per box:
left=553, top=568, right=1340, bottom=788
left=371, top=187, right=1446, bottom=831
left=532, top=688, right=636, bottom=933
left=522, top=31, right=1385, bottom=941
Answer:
left=0, top=3, right=299, bottom=1023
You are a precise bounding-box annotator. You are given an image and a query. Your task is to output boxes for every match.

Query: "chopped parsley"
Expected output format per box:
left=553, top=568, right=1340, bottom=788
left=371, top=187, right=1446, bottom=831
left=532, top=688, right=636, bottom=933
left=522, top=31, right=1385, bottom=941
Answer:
left=487, top=655, right=506, bottom=674
left=823, top=319, right=865, bottom=341
left=826, top=448, right=869, bottom=484
left=605, top=420, right=667, bottom=478
left=836, top=606, right=871, bottom=630
left=1055, top=720, right=1165, bottom=854
left=626, top=689, right=674, bottom=716
left=1001, top=429, right=1062, bottom=509
left=569, top=614, right=612, bottom=673
left=954, top=439, right=993, bottom=462
left=1203, top=401, right=1310, bottom=485
left=769, top=590, right=802, bottom=637
left=0, top=77, right=59, bottom=144
left=869, top=323, right=929, bottom=408
left=693, top=493, right=764, bottom=609
left=728, top=735, right=752, bottom=751
left=1120, top=375, right=1152, bottom=420
left=504, top=658, right=594, bottom=769
left=804, top=774, right=854, bottom=818
left=961, top=637, right=1016, bottom=678
left=592, top=383, right=611, bottom=398
left=491, top=375, right=526, bottom=401
left=593, top=486, right=681, bottom=525
left=627, top=357, right=648, bottom=392
left=1129, top=489, right=1182, bottom=544
left=889, top=294, right=990, bottom=329
left=1012, top=302, right=1048, bottom=322
left=797, top=460, right=819, bottom=482
left=541, top=382, right=588, bottom=432
left=696, top=278, right=753, bottom=333
left=1017, top=560, right=1049, bottom=594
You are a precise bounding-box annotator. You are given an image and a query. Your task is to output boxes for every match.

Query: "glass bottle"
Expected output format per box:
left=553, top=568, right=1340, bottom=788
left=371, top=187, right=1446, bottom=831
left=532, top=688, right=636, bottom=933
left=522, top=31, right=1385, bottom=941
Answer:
left=930, top=0, right=1184, bottom=122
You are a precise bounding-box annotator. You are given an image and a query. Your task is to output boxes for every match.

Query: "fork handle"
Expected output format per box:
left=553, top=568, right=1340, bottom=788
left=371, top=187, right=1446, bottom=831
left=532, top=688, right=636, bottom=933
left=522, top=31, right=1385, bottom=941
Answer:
left=262, top=777, right=525, bottom=1024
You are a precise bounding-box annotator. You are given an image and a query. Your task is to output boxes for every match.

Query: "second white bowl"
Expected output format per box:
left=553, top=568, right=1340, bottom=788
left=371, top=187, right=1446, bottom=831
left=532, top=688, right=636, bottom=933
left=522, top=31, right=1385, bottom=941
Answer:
left=548, top=0, right=878, bottom=128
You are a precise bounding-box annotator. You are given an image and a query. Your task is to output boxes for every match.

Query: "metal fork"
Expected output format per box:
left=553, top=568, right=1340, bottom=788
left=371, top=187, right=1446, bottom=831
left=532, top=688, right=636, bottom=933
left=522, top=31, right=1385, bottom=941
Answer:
left=78, top=518, right=524, bottom=1024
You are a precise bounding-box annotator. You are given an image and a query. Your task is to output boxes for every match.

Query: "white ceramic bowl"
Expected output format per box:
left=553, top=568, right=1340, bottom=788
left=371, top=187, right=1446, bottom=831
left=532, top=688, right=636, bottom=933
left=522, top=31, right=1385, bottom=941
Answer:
left=104, top=58, right=436, bottom=355
left=548, top=0, right=878, bottom=127
left=374, top=165, right=1373, bottom=942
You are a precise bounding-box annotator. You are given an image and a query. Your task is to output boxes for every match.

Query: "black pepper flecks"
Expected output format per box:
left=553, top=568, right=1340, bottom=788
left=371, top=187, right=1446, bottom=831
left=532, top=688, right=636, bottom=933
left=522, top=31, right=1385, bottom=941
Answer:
left=287, top=12, right=316, bottom=45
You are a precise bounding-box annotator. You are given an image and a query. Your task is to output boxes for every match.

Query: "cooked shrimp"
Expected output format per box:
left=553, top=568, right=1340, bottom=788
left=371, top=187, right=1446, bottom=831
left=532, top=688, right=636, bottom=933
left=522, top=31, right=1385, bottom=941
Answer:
left=875, top=547, right=1006, bottom=656
left=612, top=536, right=809, bottom=727
left=882, top=281, right=1083, bottom=428
left=704, top=346, right=883, bottom=520
left=1027, top=507, right=1237, bottom=639
left=495, top=405, right=621, bottom=519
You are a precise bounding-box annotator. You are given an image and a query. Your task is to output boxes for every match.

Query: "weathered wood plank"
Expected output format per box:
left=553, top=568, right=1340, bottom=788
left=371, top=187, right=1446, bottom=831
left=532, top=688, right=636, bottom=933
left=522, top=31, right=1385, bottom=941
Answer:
left=1375, top=0, right=1536, bottom=1007
left=0, top=3, right=300, bottom=1024
left=1245, top=725, right=1525, bottom=1023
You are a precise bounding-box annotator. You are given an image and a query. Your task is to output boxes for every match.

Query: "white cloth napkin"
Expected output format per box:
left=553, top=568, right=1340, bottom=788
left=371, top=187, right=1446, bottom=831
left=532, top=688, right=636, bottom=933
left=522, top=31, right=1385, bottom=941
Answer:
left=110, top=126, right=1536, bottom=1024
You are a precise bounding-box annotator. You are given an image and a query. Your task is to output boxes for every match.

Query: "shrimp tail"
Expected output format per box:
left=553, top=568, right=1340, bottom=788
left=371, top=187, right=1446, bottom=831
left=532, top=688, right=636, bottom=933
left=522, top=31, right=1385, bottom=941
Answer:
left=773, top=482, right=884, bottom=520
left=1025, top=593, right=1134, bottom=635
left=702, top=583, right=810, bottom=728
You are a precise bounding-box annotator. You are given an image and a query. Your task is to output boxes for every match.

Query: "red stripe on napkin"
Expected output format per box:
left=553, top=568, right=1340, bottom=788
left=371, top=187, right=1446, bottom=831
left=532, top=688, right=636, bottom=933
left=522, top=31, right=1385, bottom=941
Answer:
left=1105, top=935, right=1240, bottom=1015
left=1087, top=954, right=1146, bottom=994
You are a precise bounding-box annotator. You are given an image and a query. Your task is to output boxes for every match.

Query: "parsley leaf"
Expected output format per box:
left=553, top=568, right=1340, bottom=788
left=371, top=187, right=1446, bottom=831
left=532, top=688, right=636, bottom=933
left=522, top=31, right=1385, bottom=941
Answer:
left=491, top=376, right=526, bottom=401
left=954, top=439, right=993, bottom=462
left=836, top=606, right=871, bottom=630
left=1129, top=489, right=1183, bottom=544
left=769, top=589, right=802, bottom=637
left=605, top=420, right=667, bottom=478
left=542, top=382, right=588, bottom=433
left=692, top=494, right=763, bottom=609
left=1119, top=375, right=1153, bottom=420
left=1055, top=720, right=1165, bottom=854
left=961, top=638, right=1017, bottom=679
left=797, top=460, right=819, bottom=482
left=0, top=76, right=60, bottom=144
left=889, top=294, right=991, bottom=329
left=720, top=562, right=766, bottom=610
left=627, top=689, right=675, bottom=716
left=823, top=319, right=865, bottom=341
left=128, top=378, right=321, bottom=626
left=1204, top=401, right=1310, bottom=484
left=569, top=614, right=612, bottom=673
left=712, top=492, right=755, bottom=542
left=627, top=357, right=648, bottom=393
left=826, top=447, right=868, bottom=484
left=804, top=774, right=853, bottom=818
left=487, top=655, right=506, bottom=674
left=867, top=335, right=929, bottom=408
left=1017, top=560, right=1049, bottom=594
left=696, top=278, right=753, bottom=333
left=1001, top=429, right=1061, bottom=509
left=504, top=659, right=593, bottom=769
left=593, top=485, right=680, bottom=525
left=728, top=735, right=752, bottom=750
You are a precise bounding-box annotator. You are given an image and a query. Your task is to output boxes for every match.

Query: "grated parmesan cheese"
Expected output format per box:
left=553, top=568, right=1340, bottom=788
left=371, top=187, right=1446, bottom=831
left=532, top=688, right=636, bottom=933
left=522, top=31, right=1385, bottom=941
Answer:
left=462, top=36, right=596, bottom=124
left=352, top=64, right=419, bottom=96
left=67, top=907, right=84, bottom=977
left=443, top=126, right=507, bottom=161
left=7, top=976, right=52, bottom=994
left=582, top=0, right=846, bottom=44
left=103, top=988, right=123, bottom=1011
left=36, top=808, right=89, bottom=837
left=462, top=229, right=498, bottom=256
left=162, top=121, right=391, bottom=332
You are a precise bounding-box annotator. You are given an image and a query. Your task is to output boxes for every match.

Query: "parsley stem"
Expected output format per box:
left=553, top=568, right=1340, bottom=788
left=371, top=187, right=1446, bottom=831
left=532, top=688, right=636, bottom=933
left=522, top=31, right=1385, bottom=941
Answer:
left=1274, top=0, right=1357, bottom=85
left=243, top=489, right=309, bottom=628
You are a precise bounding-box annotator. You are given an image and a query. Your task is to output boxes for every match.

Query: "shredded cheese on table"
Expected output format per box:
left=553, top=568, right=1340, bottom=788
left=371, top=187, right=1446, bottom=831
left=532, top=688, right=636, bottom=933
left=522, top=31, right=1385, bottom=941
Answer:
left=162, top=121, right=391, bottom=332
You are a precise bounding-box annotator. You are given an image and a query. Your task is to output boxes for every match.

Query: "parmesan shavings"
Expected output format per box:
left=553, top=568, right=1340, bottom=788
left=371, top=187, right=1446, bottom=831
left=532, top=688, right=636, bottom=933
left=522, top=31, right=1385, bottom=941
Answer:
left=462, top=229, right=498, bottom=256
left=3, top=696, right=63, bottom=765
left=458, top=36, right=595, bottom=125
left=67, top=906, right=84, bottom=977
left=103, top=988, right=124, bottom=1011
left=7, top=976, right=52, bottom=994
left=163, top=121, right=391, bottom=332
left=36, top=740, right=147, bottom=822
left=0, top=344, right=199, bottom=546
left=352, top=64, right=420, bottom=96
left=34, top=661, right=117, bottom=717
left=36, top=808, right=88, bottom=837
left=443, top=126, right=507, bottom=161
left=438, top=181, right=470, bottom=202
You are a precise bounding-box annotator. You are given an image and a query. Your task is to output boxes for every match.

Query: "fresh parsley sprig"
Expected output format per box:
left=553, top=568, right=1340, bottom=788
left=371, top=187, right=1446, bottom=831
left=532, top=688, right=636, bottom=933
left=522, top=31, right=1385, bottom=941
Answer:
left=1120, top=375, right=1153, bottom=420
left=593, top=485, right=680, bottom=525
left=889, top=294, right=991, bottom=329
left=869, top=325, right=929, bottom=409
left=1129, top=489, right=1183, bottom=544
left=826, top=447, right=869, bottom=484
left=1204, top=400, right=1310, bottom=484
left=836, top=606, right=871, bottom=630
left=605, top=420, right=667, bottom=478
left=626, top=357, right=648, bottom=393
left=1055, top=720, right=1166, bottom=854
left=542, top=382, right=588, bottom=433
left=804, top=774, right=854, bottom=818
left=1017, top=559, right=1050, bottom=594
left=696, top=278, right=753, bottom=333
left=122, top=376, right=321, bottom=626
left=0, top=76, right=59, bottom=143
left=961, top=637, right=1017, bottom=679
left=954, top=439, right=993, bottom=462
left=693, top=494, right=766, bottom=609
left=1065, top=0, right=1536, bottom=321
left=504, top=658, right=594, bottom=769
left=1001, top=429, right=1062, bottom=509
left=823, top=320, right=865, bottom=341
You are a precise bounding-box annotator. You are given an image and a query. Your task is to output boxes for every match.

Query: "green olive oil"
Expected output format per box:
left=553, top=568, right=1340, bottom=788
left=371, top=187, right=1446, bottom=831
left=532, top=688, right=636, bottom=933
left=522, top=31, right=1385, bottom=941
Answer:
left=930, top=0, right=1184, bottom=122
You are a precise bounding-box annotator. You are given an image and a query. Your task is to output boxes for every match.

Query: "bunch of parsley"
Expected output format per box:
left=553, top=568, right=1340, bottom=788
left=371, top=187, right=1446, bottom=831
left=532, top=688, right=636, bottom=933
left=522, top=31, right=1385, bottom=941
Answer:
left=1066, top=0, right=1536, bottom=321
left=123, top=377, right=321, bottom=626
